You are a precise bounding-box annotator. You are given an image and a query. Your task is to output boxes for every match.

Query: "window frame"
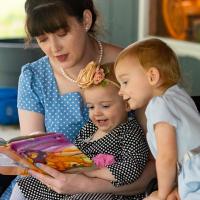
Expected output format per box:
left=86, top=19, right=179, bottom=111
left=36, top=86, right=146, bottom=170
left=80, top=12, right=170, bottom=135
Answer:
left=138, top=0, right=200, bottom=60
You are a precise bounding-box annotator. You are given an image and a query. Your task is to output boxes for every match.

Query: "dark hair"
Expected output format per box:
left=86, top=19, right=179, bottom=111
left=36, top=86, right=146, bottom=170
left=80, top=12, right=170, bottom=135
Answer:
left=25, top=0, right=98, bottom=41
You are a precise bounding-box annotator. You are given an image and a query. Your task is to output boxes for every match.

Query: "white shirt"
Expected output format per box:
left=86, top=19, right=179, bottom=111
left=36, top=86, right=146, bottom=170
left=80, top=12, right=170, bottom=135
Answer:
left=146, top=85, right=200, bottom=163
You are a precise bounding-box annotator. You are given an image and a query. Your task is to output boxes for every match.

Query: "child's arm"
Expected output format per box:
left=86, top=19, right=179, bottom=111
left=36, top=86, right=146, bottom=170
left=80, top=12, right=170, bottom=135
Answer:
left=83, top=167, right=116, bottom=181
left=155, top=122, right=177, bottom=200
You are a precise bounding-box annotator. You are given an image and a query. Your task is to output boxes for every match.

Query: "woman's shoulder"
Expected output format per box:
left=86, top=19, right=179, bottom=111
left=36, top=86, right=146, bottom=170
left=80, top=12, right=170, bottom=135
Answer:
left=19, top=56, right=51, bottom=83
left=102, top=42, right=123, bottom=63
left=21, top=56, right=49, bottom=73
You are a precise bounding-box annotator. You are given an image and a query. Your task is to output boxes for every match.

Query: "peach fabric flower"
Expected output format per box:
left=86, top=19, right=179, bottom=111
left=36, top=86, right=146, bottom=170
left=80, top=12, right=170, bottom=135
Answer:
left=76, top=61, right=97, bottom=88
left=93, top=67, right=105, bottom=84
left=92, top=154, right=115, bottom=168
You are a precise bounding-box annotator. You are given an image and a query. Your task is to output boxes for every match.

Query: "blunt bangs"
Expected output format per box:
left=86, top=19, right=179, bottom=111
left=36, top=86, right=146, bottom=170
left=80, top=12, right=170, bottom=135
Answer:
left=26, top=5, right=70, bottom=37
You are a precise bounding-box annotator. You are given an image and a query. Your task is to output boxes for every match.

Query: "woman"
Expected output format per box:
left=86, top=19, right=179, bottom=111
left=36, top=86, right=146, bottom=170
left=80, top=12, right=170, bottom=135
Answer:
left=2, top=0, right=156, bottom=199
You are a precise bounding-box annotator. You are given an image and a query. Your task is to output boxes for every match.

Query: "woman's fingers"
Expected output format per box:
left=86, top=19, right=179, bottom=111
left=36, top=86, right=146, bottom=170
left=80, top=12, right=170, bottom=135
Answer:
left=28, top=163, right=93, bottom=194
left=35, top=163, right=62, bottom=178
left=28, top=164, right=62, bottom=190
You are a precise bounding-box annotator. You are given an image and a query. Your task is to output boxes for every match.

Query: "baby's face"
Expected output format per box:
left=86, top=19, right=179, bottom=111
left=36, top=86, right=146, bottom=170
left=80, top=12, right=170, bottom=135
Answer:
left=115, top=56, right=153, bottom=110
left=84, top=84, right=128, bottom=133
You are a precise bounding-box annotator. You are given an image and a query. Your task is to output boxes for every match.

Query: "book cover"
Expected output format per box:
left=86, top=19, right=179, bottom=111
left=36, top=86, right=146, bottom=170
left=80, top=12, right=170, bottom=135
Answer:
left=0, top=133, right=93, bottom=175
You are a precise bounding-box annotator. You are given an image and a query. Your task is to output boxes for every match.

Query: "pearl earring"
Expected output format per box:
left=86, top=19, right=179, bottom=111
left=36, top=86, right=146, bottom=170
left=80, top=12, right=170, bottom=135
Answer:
left=85, top=26, right=89, bottom=32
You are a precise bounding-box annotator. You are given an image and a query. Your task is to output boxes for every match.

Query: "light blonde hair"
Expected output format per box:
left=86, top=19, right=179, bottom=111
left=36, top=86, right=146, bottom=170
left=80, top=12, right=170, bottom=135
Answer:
left=115, top=38, right=182, bottom=89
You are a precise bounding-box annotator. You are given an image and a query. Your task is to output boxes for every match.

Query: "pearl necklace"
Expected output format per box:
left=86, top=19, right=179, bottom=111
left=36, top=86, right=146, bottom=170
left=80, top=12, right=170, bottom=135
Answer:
left=60, top=39, right=103, bottom=83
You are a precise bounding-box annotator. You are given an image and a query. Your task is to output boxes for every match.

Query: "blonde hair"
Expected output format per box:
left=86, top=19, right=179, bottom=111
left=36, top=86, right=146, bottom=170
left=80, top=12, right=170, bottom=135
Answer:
left=115, top=38, right=182, bottom=89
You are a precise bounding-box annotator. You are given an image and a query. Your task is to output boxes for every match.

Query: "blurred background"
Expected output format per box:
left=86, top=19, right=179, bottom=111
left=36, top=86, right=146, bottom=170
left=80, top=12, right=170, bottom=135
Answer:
left=0, top=0, right=199, bottom=93
left=0, top=0, right=199, bottom=132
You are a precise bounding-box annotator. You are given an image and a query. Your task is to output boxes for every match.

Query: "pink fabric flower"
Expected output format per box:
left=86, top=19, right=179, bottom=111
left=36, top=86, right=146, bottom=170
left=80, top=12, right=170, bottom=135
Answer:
left=92, top=154, right=115, bottom=168
left=93, top=67, right=105, bottom=85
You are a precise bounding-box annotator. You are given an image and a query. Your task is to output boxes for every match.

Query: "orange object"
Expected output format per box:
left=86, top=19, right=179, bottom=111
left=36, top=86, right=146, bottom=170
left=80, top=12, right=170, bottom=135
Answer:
left=162, top=0, right=200, bottom=39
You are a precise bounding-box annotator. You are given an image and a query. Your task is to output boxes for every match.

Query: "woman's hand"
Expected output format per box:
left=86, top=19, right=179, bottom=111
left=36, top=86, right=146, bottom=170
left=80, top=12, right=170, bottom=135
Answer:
left=28, top=164, right=94, bottom=194
left=28, top=159, right=157, bottom=196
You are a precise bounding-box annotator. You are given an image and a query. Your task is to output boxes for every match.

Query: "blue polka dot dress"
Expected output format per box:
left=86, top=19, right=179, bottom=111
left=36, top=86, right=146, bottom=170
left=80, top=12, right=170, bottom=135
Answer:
left=0, top=56, right=88, bottom=200
left=17, top=56, right=89, bottom=141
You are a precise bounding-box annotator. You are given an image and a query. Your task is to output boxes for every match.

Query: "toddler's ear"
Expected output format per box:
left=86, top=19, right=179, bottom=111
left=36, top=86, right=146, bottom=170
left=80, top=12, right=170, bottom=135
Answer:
left=147, top=67, right=160, bottom=86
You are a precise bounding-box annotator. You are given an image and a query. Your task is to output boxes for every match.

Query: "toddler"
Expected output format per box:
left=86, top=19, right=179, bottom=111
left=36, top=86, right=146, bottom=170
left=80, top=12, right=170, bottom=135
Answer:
left=115, top=38, right=200, bottom=200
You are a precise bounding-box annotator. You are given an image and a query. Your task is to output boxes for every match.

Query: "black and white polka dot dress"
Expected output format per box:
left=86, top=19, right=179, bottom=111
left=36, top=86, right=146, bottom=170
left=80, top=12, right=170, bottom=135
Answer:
left=17, top=118, right=149, bottom=200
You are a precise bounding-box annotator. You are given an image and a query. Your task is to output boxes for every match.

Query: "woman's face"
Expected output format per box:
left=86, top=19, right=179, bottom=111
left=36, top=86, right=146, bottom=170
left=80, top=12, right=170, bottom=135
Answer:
left=36, top=16, right=87, bottom=70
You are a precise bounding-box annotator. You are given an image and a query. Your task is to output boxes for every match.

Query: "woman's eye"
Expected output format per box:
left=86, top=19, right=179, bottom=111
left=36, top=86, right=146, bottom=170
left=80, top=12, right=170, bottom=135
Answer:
left=37, top=36, right=48, bottom=43
left=58, top=33, right=67, bottom=37
left=56, top=30, right=67, bottom=37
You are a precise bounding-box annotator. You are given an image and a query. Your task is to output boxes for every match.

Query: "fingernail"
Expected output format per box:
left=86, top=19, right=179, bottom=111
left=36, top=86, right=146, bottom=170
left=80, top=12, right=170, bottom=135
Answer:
left=28, top=170, right=33, bottom=175
left=28, top=170, right=35, bottom=176
left=35, top=163, right=42, bottom=168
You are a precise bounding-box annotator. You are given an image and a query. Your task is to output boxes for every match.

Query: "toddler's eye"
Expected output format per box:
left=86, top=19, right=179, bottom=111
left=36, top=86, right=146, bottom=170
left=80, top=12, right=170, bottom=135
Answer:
left=122, top=81, right=128, bottom=85
left=102, top=104, right=110, bottom=108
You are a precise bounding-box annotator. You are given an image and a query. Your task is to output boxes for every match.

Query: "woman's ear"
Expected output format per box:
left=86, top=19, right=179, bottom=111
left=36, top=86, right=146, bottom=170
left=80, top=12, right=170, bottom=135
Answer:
left=146, top=67, right=160, bottom=86
left=83, top=9, right=92, bottom=31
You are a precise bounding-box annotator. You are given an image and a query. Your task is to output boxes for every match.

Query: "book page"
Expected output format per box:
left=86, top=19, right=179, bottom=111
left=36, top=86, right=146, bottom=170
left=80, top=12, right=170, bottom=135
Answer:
left=0, top=153, right=19, bottom=166
left=0, top=133, right=93, bottom=175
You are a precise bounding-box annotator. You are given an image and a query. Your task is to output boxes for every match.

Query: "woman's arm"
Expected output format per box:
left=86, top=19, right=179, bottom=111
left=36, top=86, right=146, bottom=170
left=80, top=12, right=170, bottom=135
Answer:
left=83, top=167, right=116, bottom=181
left=87, top=155, right=156, bottom=195
left=28, top=157, right=156, bottom=195
left=18, top=109, right=45, bottom=135
left=117, top=156, right=156, bottom=195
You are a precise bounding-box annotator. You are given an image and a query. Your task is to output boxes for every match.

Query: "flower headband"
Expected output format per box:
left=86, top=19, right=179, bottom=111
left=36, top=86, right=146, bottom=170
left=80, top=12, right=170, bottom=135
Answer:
left=76, top=61, right=119, bottom=89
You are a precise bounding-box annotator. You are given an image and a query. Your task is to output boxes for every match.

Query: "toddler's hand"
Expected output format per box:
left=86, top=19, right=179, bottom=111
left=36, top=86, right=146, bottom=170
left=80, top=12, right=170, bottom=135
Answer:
left=144, top=191, right=165, bottom=200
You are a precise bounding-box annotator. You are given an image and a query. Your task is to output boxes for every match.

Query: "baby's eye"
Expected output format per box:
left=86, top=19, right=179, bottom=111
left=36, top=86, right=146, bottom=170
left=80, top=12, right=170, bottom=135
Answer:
left=86, top=104, right=94, bottom=110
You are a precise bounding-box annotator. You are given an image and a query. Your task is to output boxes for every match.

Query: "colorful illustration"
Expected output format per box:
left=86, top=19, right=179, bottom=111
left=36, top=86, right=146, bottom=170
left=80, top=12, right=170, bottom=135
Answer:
left=0, top=133, right=93, bottom=175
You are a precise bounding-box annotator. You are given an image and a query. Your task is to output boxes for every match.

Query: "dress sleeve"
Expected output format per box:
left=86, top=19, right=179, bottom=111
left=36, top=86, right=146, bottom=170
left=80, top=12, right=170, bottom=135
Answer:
left=74, top=121, right=95, bottom=159
left=146, top=96, right=178, bottom=128
left=17, top=63, right=44, bottom=114
left=107, top=120, right=149, bottom=187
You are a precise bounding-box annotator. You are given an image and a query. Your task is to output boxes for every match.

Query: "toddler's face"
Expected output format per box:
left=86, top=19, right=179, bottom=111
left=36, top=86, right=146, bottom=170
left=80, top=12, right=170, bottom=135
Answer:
left=84, top=84, right=128, bottom=133
left=115, top=56, right=153, bottom=110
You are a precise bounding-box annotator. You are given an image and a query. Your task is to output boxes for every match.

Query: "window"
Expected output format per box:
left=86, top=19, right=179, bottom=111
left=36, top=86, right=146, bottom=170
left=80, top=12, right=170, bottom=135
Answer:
left=138, top=0, right=200, bottom=59
left=0, top=0, right=25, bottom=39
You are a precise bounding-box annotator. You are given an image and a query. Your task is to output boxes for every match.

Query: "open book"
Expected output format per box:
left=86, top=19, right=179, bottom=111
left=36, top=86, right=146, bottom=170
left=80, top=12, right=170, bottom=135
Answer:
left=0, top=133, right=93, bottom=175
